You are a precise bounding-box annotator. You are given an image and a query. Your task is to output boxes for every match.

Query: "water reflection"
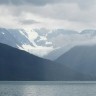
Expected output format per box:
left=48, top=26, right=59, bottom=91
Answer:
left=0, top=81, right=96, bottom=96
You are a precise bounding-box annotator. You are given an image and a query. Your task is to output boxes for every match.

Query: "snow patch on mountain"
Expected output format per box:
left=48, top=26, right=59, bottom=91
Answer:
left=29, top=46, right=53, bottom=57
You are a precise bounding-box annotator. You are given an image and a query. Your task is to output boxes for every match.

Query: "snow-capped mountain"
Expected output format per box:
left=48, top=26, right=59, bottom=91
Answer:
left=0, top=28, right=53, bottom=57
left=0, top=28, right=34, bottom=50
left=1, top=28, right=96, bottom=59
left=0, top=28, right=19, bottom=48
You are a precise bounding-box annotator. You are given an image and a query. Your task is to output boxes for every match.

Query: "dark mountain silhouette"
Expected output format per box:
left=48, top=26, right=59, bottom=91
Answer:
left=0, top=43, right=93, bottom=81
left=55, top=45, right=96, bottom=78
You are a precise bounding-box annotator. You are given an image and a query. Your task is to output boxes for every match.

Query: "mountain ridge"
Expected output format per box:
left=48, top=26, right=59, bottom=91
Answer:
left=55, top=44, right=96, bottom=78
left=0, top=43, right=93, bottom=81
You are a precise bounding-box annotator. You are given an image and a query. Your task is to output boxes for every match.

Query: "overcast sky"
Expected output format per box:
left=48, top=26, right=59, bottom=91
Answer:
left=0, top=0, right=96, bottom=31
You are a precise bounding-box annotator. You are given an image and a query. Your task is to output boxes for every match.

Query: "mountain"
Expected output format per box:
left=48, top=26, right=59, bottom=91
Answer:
left=0, top=28, right=21, bottom=48
left=0, top=28, right=34, bottom=50
left=44, top=29, right=96, bottom=60
left=0, top=43, right=93, bottom=81
left=0, top=28, right=54, bottom=57
left=8, top=29, right=35, bottom=47
left=1, top=28, right=96, bottom=59
left=55, top=45, right=96, bottom=78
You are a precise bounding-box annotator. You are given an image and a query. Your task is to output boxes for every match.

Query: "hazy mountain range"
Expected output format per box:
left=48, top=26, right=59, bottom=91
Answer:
left=1, top=28, right=96, bottom=59
left=0, top=27, right=96, bottom=80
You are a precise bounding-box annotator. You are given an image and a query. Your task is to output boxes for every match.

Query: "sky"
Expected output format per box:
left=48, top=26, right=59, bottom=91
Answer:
left=0, top=0, right=96, bottom=31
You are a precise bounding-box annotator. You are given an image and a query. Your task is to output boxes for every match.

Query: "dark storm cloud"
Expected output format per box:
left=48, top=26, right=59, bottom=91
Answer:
left=0, top=0, right=61, bottom=5
left=0, top=0, right=94, bottom=8
left=0, top=0, right=23, bottom=5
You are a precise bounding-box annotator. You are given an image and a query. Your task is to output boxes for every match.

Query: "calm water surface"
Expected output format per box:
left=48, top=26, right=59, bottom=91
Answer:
left=0, top=81, right=96, bottom=96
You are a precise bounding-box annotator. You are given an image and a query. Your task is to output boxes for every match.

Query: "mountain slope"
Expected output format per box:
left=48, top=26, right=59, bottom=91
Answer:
left=0, top=28, right=20, bottom=48
left=0, top=28, right=34, bottom=49
left=55, top=45, right=96, bottom=77
left=0, top=43, right=93, bottom=81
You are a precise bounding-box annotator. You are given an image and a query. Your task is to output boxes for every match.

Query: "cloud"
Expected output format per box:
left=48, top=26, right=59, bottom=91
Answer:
left=0, top=0, right=95, bottom=9
left=20, top=19, right=39, bottom=25
left=0, top=0, right=61, bottom=5
left=0, top=0, right=96, bottom=31
left=14, top=3, right=96, bottom=24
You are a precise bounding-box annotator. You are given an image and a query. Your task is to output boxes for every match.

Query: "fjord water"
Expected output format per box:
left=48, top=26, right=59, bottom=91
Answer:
left=0, top=81, right=96, bottom=96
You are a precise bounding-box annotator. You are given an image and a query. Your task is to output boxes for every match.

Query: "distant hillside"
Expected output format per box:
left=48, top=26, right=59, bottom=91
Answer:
left=0, top=43, right=92, bottom=81
left=55, top=45, right=96, bottom=78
